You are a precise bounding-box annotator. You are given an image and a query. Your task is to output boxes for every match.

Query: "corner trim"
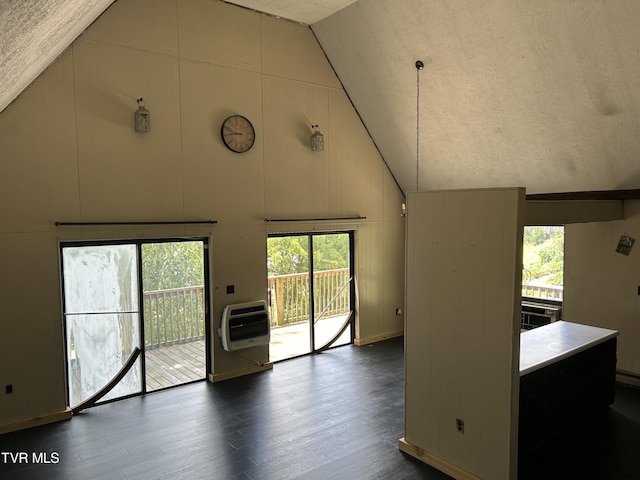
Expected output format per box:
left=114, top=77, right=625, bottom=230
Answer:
left=398, top=437, right=482, bottom=480
left=616, top=370, right=640, bottom=388
left=208, top=362, right=273, bottom=383
left=355, top=330, right=403, bottom=346
left=0, top=408, right=72, bottom=434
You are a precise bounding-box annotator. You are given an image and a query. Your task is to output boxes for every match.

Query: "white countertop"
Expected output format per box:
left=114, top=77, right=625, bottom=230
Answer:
left=520, top=321, right=618, bottom=376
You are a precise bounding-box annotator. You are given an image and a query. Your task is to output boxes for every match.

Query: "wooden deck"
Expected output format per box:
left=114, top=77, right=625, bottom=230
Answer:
left=145, top=340, right=206, bottom=391
left=144, top=314, right=351, bottom=390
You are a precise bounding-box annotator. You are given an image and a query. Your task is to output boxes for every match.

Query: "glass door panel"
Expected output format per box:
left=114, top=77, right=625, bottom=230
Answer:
left=312, top=233, right=352, bottom=350
left=268, top=232, right=354, bottom=361
left=62, top=238, right=209, bottom=408
left=62, top=244, right=142, bottom=407
left=267, top=236, right=312, bottom=361
left=142, top=241, right=207, bottom=391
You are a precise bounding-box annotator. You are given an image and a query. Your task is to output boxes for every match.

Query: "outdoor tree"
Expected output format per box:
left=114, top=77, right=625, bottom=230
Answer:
left=142, top=241, right=204, bottom=291
left=267, top=236, right=309, bottom=276
left=267, top=235, right=349, bottom=276
left=522, top=226, right=564, bottom=286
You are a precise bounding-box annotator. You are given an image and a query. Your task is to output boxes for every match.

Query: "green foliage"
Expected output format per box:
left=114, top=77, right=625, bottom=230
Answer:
left=142, top=241, right=204, bottom=291
left=267, top=234, right=349, bottom=276
left=312, top=234, right=349, bottom=271
left=267, top=236, right=309, bottom=275
left=523, top=226, right=547, bottom=245
left=522, top=227, right=564, bottom=286
left=267, top=234, right=351, bottom=326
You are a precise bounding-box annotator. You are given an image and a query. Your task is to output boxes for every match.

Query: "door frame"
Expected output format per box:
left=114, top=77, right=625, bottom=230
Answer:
left=267, top=230, right=355, bottom=357
left=60, top=236, right=211, bottom=407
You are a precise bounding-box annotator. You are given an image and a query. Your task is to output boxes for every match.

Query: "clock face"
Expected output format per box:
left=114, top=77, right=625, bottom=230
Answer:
left=221, top=115, right=255, bottom=153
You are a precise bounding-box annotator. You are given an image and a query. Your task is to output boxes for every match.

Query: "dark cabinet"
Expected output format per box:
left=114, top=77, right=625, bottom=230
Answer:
left=519, top=338, right=617, bottom=455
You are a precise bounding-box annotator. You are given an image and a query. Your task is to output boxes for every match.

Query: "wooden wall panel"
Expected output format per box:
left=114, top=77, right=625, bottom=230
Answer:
left=0, top=0, right=406, bottom=428
left=0, top=50, right=80, bottom=232
left=179, top=60, right=264, bottom=224
left=82, top=0, right=179, bottom=56
left=328, top=89, right=388, bottom=222
left=262, top=14, right=341, bottom=88
left=0, top=233, right=68, bottom=421
left=177, top=0, right=261, bottom=70
left=73, top=39, right=184, bottom=221
left=564, top=201, right=640, bottom=375
left=262, top=76, right=330, bottom=219
left=404, top=188, right=523, bottom=480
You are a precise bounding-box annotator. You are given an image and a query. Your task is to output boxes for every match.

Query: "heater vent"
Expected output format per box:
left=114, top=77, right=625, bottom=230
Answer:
left=219, top=300, right=270, bottom=351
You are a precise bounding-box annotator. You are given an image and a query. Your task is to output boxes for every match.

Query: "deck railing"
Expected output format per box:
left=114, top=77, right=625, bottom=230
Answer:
left=522, top=284, right=563, bottom=301
left=141, top=276, right=556, bottom=348
left=268, top=268, right=350, bottom=327
left=143, top=286, right=205, bottom=349
left=141, top=270, right=350, bottom=349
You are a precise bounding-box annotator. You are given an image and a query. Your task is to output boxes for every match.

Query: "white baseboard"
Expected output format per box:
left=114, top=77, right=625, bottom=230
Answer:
left=355, top=330, right=403, bottom=346
left=616, top=370, right=640, bottom=388
left=398, top=437, right=482, bottom=480
left=0, top=408, right=72, bottom=434
left=208, top=362, right=273, bottom=383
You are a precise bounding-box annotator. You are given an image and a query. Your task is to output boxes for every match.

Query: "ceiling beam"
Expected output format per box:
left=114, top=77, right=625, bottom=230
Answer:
left=524, top=200, right=624, bottom=225
left=526, top=189, right=640, bottom=201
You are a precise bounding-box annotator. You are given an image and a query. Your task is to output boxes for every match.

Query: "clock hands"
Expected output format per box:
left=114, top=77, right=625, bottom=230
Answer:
left=221, top=115, right=255, bottom=152
left=223, top=125, right=242, bottom=137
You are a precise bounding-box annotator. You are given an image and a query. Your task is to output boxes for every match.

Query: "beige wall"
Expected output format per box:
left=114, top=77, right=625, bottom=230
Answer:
left=402, top=188, right=523, bottom=480
left=564, top=199, right=640, bottom=377
left=0, top=0, right=405, bottom=428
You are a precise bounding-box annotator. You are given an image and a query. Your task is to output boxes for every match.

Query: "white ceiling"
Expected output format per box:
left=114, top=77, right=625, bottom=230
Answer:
left=312, top=1, right=640, bottom=194
left=3, top=0, right=640, bottom=195
left=223, top=0, right=357, bottom=25
left=0, top=0, right=113, bottom=115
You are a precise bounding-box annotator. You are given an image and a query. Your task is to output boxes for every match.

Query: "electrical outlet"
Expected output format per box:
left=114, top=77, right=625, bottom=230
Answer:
left=5, top=384, right=13, bottom=394
left=456, top=418, right=464, bottom=433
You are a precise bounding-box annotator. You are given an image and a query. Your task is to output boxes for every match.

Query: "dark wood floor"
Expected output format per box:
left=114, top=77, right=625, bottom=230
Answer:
left=1, top=337, right=640, bottom=479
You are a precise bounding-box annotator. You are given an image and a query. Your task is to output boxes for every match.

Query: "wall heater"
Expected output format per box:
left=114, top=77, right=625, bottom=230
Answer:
left=219, top=300, right=270, bottom=351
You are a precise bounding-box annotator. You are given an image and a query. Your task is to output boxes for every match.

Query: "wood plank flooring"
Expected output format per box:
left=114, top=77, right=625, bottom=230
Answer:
left=144, top=315, right=350, bottom=392
left=1, top=338, right=640, bottom=479
left=146, top=341, right=206, bottom=391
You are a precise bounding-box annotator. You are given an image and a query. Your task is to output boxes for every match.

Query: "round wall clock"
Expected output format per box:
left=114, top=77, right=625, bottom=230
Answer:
left=221, top=115, right=255, bottom=153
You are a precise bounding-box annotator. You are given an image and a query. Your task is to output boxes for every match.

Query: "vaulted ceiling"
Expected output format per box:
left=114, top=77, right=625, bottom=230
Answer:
left=3, top=0, right=640, bottom=195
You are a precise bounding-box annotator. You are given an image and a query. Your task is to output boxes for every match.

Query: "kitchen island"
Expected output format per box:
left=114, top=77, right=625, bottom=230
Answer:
left=519, top=321, right=618, bottom=455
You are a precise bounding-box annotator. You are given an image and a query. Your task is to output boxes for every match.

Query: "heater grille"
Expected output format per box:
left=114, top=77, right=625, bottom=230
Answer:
left=219, top=300, right=270, bottom=351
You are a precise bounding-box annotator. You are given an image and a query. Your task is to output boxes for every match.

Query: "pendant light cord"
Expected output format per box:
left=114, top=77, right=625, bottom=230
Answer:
left=415, top=61, right=424, bottom=191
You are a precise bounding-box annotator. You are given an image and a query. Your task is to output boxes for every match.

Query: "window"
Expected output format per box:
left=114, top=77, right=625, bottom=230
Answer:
left=522, top=226, right=564, bottom=301
left=521, top=226, right=564, bottom=330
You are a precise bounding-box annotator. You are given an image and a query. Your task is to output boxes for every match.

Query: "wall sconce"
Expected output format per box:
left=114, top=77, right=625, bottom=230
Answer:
left=310, top=124, right=324, bottom=151
left=134, top=98, right=150, bottom=132
left=616, top=234, right=635, bottom=256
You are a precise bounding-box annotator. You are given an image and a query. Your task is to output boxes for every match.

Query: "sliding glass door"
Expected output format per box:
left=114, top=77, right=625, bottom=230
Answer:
left=142, top=241, right=207, bottom=392
left=61, top=238, right=209, bottom=408
left=267, top=232, right=354, bottom=362
left=62, top=244, right=142, bottom=407
left=311, top=233, right=353, bottom=350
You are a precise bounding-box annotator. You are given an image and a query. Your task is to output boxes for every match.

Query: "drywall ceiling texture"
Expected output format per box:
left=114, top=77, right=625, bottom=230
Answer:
left=0, top=0, right=114, bottom=114
left=5, top=0, right=640, bottom=197
left=313, top=0, right=640, bottom=195
left=0, top=0, right=350, bottom=115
